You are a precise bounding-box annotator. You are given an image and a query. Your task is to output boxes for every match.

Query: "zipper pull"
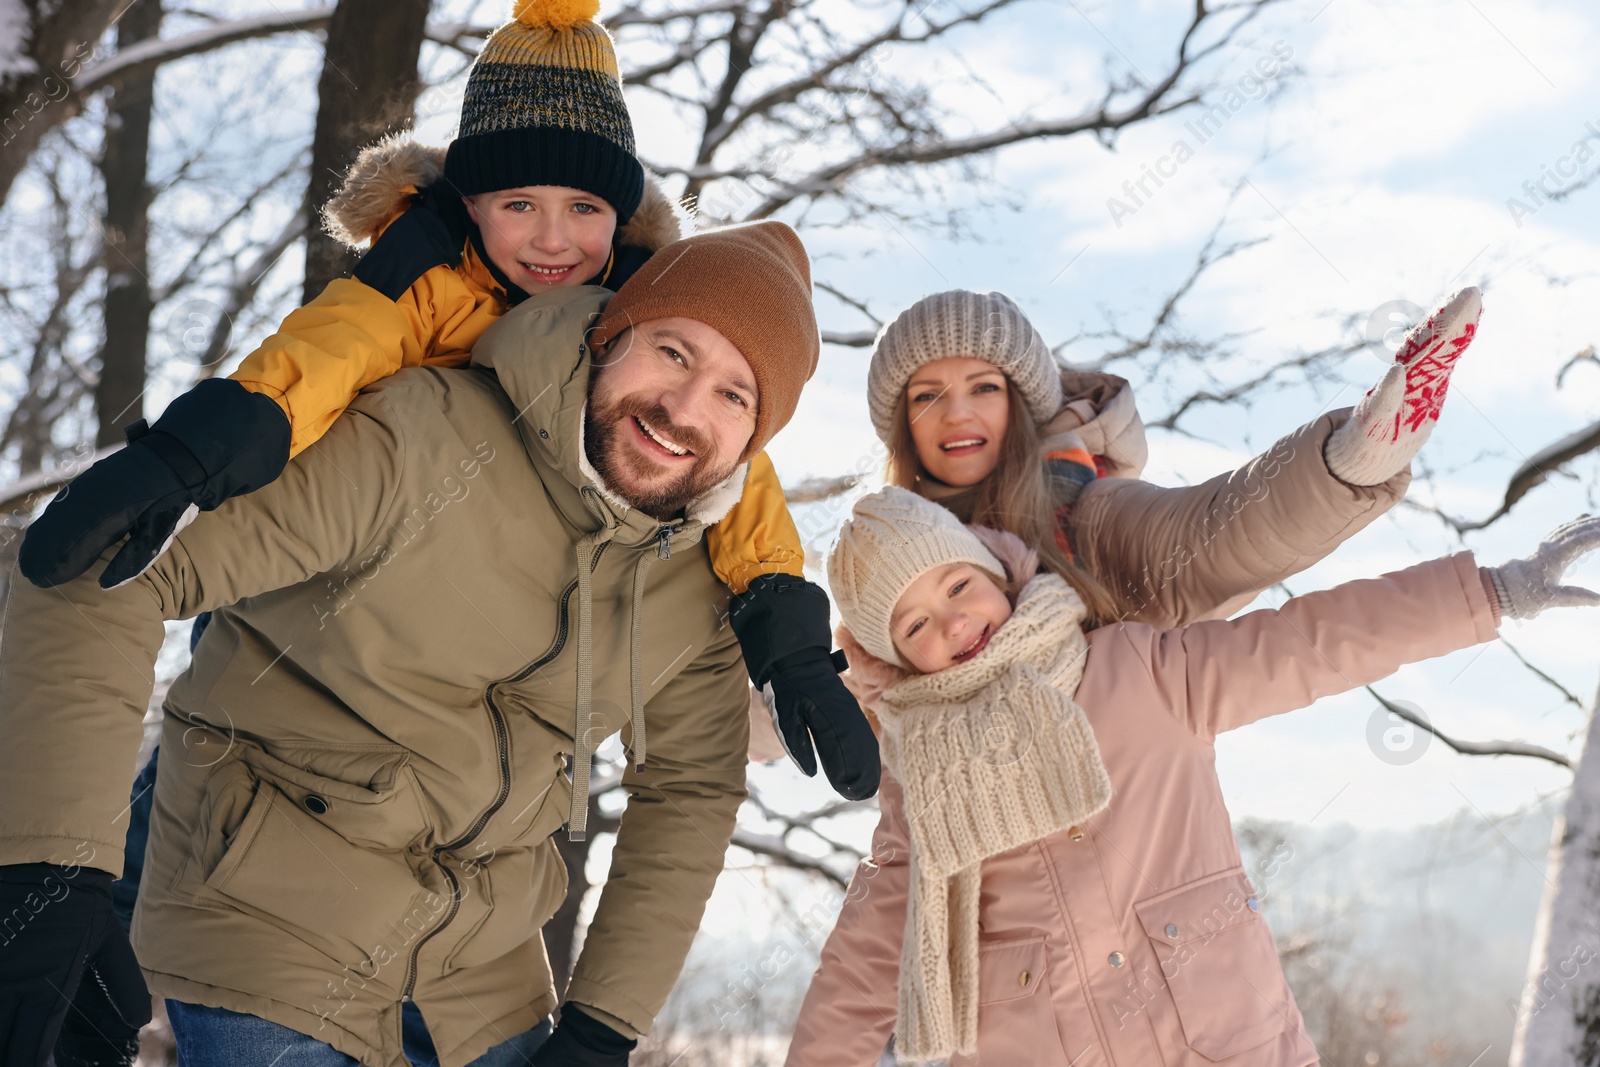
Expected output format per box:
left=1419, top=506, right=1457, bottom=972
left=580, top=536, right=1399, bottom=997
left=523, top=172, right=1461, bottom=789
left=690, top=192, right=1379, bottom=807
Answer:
left=657, top=526, right=672, bottom=560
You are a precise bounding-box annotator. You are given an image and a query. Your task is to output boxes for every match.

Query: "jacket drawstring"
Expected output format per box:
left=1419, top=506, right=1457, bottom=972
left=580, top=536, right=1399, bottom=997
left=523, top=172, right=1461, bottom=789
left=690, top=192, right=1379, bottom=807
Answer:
left=569, top=529, right=607, bottom=841
left=627, top=549, right=655, bottom=772
left=566, top=525, right=663, bottom=840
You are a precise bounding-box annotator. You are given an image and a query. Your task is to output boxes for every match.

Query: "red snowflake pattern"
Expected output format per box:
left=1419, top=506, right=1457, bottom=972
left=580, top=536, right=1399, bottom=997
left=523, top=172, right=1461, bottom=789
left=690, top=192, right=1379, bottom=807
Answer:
left=1380, top=319, right=1477, bottom=442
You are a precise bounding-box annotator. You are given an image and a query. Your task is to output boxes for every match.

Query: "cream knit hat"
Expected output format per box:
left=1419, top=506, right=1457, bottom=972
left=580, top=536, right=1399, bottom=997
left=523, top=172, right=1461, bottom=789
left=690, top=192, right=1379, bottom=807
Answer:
left=866, top=290, right=1063, bottom=442
left=828, top=486, right=1005, bottom=667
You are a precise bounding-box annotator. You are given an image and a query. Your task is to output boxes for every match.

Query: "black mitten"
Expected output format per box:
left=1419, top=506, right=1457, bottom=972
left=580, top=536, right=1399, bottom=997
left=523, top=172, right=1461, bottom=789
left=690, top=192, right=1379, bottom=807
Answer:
left=729, top=575, right=881, bottom=801
left=530, top=1004, right=636, bottom=1067
left=0, top=863, right=150, bottom=1067
left=19, top=378, right=291, bottom=590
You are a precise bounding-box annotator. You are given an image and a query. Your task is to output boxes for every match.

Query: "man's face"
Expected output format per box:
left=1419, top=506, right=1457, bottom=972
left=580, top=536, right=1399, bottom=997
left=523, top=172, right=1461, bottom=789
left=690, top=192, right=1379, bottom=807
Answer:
left=584, top=318, right=759, bottom=519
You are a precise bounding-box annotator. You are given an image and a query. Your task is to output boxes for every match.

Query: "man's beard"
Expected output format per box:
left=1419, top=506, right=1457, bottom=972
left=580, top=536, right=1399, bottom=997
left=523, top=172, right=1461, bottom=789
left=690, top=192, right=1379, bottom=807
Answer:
left=584, top=390, right=737, bottom=519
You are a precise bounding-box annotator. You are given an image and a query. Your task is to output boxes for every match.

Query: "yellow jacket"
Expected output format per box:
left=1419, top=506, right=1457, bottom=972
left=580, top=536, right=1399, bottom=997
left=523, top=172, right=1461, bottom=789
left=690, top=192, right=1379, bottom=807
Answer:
left=229, top=136, right=802, bottom=592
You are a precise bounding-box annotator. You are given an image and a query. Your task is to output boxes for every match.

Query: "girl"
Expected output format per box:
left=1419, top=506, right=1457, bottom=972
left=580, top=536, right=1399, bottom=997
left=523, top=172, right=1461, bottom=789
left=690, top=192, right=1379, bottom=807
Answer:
left=788, top=486, right=1600, bottom=1065
left=867, top=286, right=1482, bottom=627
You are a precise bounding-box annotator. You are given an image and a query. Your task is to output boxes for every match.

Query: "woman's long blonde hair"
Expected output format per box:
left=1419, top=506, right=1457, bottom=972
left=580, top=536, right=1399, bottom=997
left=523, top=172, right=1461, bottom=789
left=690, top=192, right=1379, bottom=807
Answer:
left=886, top=391, right=1124, bottom=625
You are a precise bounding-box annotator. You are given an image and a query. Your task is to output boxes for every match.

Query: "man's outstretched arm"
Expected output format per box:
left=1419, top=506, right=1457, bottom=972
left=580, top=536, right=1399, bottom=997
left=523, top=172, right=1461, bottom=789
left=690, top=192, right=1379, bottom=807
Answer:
left=0, top=391, right=406, bottom=876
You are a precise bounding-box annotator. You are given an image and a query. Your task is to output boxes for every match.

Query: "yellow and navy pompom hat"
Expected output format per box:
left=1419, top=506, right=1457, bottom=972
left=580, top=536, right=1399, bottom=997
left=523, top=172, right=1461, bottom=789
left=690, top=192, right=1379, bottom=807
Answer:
left=444, top=0, right=643, bottom=221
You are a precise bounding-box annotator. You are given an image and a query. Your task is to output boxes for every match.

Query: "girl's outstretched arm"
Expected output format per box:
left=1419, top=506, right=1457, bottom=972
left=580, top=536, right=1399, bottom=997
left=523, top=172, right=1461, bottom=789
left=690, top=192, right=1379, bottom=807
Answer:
left=1110, top=514, right=1600, bottom=740
left=1108, top=552, right=1497, bottom=741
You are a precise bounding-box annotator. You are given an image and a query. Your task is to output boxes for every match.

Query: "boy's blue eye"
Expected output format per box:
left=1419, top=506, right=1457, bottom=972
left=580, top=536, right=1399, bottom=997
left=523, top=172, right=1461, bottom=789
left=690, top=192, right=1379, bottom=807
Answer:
left=574, top=203, right=597, bottom=214
left=507, top=201, right=532, bottom=212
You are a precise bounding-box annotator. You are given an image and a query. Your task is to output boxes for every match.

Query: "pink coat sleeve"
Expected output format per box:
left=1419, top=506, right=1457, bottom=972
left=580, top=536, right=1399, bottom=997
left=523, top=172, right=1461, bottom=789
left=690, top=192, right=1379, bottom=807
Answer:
left=1101, top=552, right=1499, bottom=741
left=785, top=773, right=911, bottom=1066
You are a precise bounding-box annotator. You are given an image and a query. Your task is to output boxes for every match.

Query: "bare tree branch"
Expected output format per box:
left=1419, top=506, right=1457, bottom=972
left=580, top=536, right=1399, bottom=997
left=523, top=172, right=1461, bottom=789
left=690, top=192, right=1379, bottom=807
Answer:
left=74, top=8, right=337, bottom=96
left=193, top=211, right=311, bottom=377
left=1556, top=344, right=1597, bottom=388
left=1371, top=688, right=1573, bottom=769
left=1404, top=416, right=1600, bottom=534
left=728, top=828, right=851, bottom=887
left=740, top=0, right=1286, bottom=218
left=1497, top=635, right=1588, bottom=711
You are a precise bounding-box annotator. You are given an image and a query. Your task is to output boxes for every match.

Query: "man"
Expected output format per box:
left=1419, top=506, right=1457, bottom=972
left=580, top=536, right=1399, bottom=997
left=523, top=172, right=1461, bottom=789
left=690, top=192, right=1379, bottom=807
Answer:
left=0, top=221, right=820, bottom=1067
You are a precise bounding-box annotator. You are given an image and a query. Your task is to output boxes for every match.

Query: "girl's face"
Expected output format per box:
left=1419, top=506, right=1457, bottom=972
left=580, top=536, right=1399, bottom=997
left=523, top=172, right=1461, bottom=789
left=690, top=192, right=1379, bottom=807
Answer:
left=465, top=187, right=617, bottom=291
left=891, top=562, right=1014, bottom=674
left=903, top=357, right=1011, bottom=487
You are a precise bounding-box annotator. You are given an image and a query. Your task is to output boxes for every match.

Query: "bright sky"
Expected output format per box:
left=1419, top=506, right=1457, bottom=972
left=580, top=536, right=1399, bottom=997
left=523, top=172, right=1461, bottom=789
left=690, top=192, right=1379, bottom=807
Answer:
left=736, top=0, right=1600, bottom=832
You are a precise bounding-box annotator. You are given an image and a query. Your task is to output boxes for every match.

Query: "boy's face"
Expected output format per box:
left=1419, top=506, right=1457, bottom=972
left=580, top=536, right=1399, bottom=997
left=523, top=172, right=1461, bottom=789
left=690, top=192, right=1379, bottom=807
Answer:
left=904, top=356, right=1011, bottom=487
left=891, top=562, right=1013, bottom=674
left=464, top=187, right=617, bottom=290
left=583, top=317, right=759, bottom=519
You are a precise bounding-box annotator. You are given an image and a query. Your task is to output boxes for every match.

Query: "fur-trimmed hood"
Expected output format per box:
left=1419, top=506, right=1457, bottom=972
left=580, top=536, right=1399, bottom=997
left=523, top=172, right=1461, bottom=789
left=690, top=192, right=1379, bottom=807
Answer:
left=321, top=132, right=690, bottom=254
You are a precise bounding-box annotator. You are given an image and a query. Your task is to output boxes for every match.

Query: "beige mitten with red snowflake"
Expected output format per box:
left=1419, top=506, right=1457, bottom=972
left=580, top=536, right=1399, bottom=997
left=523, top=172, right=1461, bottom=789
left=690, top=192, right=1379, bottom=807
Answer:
left=1325, top=286, right=1482, bottom=486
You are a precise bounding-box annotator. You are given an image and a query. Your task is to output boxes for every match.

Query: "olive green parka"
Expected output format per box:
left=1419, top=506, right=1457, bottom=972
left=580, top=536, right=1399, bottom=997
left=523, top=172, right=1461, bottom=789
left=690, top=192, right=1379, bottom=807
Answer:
left=0, top=287, right=752, bottom=1067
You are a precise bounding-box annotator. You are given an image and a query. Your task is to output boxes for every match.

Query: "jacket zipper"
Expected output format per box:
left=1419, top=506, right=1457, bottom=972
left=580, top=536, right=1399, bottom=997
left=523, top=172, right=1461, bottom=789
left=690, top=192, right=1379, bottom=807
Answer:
left=401, top=541, right=610, bottom=1000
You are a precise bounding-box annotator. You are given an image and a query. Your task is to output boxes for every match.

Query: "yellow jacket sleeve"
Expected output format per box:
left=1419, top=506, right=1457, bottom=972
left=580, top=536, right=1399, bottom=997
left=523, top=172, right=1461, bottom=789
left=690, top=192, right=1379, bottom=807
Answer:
left=707, top=450, right=805, bottom=593
left=231, top=274, right=444, bottom=458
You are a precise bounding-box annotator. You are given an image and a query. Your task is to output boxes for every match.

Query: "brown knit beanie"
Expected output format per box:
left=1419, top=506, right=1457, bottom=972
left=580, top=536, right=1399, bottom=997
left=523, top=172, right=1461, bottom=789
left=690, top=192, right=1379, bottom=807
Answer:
left=589, top=220, right=818, bottom=458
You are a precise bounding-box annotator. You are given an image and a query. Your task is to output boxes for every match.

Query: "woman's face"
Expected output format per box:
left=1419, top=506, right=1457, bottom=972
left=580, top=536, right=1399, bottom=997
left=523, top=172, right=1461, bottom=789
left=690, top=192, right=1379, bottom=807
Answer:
left=904, top=357, right=1011, bottom=487
left=891, top=562, right=1014, bottom=674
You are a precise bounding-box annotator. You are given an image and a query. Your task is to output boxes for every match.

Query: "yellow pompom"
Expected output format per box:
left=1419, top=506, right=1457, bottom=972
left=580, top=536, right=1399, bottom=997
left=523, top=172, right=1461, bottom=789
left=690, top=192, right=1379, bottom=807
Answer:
left=513, top=0, right=600, bottom=30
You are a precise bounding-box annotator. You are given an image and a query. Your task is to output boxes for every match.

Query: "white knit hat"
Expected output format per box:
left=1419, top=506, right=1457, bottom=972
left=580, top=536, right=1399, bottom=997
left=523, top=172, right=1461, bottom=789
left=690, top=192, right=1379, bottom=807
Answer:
left=828, top=486, right=1005, bottom=667
left=866, top=290, right=1064, bottom=443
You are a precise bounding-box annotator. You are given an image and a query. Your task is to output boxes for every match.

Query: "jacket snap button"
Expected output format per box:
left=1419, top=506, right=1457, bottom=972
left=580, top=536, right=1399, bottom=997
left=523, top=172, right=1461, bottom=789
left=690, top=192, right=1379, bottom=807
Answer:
left=302, top=794, right=329, bottom=815
left=1165, top=923, right=1180, bottom=939
left=1018, top=971, right=1031, bottom=988
left=1247, top=897, right=1260, bottom=912
left=538, top=428, right=549, bottom=439
left=1109, top=951, right=1126, bottom=968
left=1068, top=826, right=1085, bottom=841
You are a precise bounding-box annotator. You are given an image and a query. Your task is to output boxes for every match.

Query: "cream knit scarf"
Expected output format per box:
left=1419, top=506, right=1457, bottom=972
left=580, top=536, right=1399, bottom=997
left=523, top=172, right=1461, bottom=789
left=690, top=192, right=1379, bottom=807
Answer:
left=876, top=574, right=1112, bottom=1063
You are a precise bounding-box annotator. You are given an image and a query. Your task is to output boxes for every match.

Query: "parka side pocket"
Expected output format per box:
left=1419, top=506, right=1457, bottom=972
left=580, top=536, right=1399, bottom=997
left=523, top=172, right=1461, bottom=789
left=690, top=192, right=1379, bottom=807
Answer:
left=202, top=778, right=428, bottom=963
left=969, top=937, right=1080, bottom=1065
left=1133, top=868, right=1288, bottom=1060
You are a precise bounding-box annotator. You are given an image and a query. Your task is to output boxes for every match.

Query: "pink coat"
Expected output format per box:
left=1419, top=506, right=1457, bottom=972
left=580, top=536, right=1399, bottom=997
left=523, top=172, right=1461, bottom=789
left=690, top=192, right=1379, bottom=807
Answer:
left=787, top=553, right=1499, bottom=1066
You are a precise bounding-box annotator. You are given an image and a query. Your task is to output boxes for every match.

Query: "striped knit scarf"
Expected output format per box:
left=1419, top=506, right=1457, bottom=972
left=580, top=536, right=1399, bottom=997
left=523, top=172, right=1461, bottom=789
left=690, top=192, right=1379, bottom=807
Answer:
left=876, top=574, right=1112, bottom=1062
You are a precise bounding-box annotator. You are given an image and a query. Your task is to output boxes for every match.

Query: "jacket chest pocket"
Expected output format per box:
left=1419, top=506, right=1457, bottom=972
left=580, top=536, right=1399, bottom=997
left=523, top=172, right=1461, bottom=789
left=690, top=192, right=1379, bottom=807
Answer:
left=1133, top=869, right=1288, bottom=1060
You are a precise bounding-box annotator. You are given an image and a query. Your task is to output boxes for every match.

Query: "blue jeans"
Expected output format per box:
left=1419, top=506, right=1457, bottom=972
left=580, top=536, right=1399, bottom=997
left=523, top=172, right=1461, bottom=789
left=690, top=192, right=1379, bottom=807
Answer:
left=167, top=1000, right=551, bottom=1067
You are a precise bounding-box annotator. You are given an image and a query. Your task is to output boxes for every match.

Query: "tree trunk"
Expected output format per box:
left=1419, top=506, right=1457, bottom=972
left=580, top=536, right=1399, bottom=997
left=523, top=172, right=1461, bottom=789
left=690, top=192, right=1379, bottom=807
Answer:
left=93, top=0, right=161, bottom=446
left=1510, top=685, right=1600, bottom=1066
left=0, top=0, right=124, bottom=206
left=300, top=0, right=430, bottom=304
